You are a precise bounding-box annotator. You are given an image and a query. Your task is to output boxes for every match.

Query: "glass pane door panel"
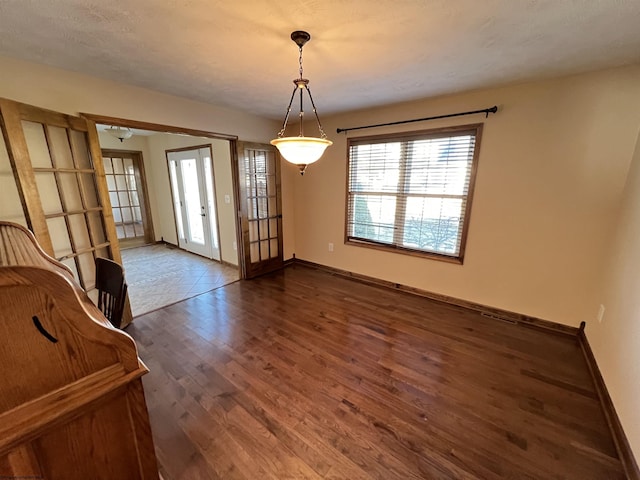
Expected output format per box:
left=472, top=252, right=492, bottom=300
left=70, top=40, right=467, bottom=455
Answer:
left=268, top=196, right=277, bottom=213
left=260, top=240, right=269, bottom=261
left=122, top=206, right=133, bottom=223
left=248, top=198, right=257, bottom=220
left=34, top=173, right=63, bottom=214
left=80, top=174, right=99, bottom=208
left=69, top=214, right=91, bottom=250
left=269, top=219, right=278, bottom=237
left=259, top=219, right=268, bottom=237
left=0, top=132, right=26, bottom=225
left=61, top=258, right=79, bottom=280
left=169, top=161, right=184, bottom=240
left=49, top=126, right=74, bottom=168
left=88, top=213, right=106, bottom=244
left=46, top=217, right=73, bottom=258
left=250, top=242, right=259, bottom=263
left=249, top=220, right=258, bottom=242
left=181, top=159, right=205, bottom=245
left=77, top=253, right=96, bottom=290
left=59, top=173, right=82, bottom=210
left=203, top=156, right=219, bottom=250
left=113, top=157, right=124, bottom=174
left=118, top=191, right=130, bottom=207
left=69, top=130, right=92, bottom=169
left=22, top=121, right=51, bottom=168
left=115, top=174, right=128, bottom=191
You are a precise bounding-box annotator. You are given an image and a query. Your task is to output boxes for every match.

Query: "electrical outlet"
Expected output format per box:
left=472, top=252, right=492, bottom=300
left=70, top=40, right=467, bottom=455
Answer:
left=224, top=194, right=231, bottom=204
left=328, top=242, right=334, bottom=252
left=597, top=304, right=605, bottom=323
left=233, top=241, right=237, bottom=251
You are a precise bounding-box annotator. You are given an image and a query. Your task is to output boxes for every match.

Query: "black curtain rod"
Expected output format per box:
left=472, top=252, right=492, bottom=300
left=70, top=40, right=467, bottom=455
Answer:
left=336, top=105, right=498, bottom=134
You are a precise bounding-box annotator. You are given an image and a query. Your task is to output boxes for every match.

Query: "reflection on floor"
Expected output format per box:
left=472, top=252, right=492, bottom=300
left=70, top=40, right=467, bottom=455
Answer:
left=121, top=244, right=239, bottom=317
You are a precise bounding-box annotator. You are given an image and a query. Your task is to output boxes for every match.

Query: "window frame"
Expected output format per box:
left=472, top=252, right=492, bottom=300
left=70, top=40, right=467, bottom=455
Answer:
left=344, top=123, right=483, bottom=264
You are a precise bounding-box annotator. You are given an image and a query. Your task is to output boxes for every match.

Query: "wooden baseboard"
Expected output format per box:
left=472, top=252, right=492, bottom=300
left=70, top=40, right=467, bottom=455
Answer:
left=155, top=239, right=177, bottom=247
left=290, top=258, right=578, bottom=337
left=220, top=259, right=239, bottom=269
left=578, top=324, right=640, bottom=480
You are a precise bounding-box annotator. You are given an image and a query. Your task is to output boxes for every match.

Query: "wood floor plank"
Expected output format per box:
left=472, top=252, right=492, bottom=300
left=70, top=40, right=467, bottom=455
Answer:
left=128, top=264, right=625, bottom=479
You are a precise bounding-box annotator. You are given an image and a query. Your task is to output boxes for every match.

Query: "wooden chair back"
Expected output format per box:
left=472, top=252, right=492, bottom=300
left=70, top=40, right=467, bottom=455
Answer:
left=95, top=257, right=128, bottom=329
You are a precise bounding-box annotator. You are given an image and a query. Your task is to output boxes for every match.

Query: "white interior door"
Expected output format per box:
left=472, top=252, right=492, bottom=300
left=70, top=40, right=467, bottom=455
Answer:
left=167, top=147, right=220, bottom=260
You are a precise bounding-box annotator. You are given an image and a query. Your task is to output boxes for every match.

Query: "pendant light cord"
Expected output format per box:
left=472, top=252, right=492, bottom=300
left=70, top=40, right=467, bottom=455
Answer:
left=298, top=45, right=305, bottom=137
left=299, top=45, right=304, bottom=80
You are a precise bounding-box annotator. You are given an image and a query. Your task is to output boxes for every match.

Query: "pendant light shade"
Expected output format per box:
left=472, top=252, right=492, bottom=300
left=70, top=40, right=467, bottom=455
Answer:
left=271, top=31, right=332, bottom=175
left=106, top=126, right=133, bottom=142
left=270, top=136, right=332, bottom=167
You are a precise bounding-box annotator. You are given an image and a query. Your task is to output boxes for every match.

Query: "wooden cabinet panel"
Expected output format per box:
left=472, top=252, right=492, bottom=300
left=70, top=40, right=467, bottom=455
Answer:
left=0, top=222, right=159, bottom=479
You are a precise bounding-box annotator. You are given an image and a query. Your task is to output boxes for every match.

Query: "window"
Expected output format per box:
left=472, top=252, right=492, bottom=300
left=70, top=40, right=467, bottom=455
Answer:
left=346, top=124, right=482, bottom=263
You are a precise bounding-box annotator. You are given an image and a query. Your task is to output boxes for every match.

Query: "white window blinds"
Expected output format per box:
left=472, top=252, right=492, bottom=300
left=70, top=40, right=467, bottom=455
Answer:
left=346, top=125, right=482, bottom=262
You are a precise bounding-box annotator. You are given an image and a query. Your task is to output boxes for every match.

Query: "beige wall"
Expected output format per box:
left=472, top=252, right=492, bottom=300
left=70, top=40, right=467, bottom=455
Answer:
left=293, top=65, right=640, bottom=328
left=590, top=127, right=640, bottom=457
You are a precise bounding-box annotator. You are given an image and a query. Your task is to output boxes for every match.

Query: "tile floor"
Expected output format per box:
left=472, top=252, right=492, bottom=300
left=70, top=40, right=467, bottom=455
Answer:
left=120, top=244, right=239, bottom=317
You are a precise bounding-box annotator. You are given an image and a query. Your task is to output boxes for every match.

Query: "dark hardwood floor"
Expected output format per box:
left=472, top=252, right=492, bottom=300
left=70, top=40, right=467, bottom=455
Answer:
left=127, top=264, right=624, bottom=479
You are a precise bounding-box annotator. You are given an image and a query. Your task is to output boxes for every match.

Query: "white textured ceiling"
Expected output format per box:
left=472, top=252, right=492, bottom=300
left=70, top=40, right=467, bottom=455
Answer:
left=0, top=0, right=639, bottom=119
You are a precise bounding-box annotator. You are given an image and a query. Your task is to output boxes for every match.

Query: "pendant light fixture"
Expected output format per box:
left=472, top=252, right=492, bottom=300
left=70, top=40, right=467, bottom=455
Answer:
left=106, top=126, right=133, bottom=142
left=271, top=31, right=332, bottom=175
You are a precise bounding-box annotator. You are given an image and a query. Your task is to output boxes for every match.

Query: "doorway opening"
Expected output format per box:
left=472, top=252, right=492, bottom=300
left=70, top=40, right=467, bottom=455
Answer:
left=88, top=116, right=242, bottom=317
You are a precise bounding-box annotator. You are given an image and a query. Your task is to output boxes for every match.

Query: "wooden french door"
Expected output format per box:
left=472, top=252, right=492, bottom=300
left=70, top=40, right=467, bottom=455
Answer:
left=0, top=98, right=132, bottom=324
left=236, top=142, right=284, bottom=278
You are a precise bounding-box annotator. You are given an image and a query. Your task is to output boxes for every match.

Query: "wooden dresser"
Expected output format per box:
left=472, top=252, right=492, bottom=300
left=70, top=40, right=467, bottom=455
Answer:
left=0, top=221, right=159, bottom=479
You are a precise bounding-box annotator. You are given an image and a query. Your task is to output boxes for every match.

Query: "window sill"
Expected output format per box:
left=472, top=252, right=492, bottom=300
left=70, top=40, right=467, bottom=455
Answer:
left=345, top=238, right=464, bottom=265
